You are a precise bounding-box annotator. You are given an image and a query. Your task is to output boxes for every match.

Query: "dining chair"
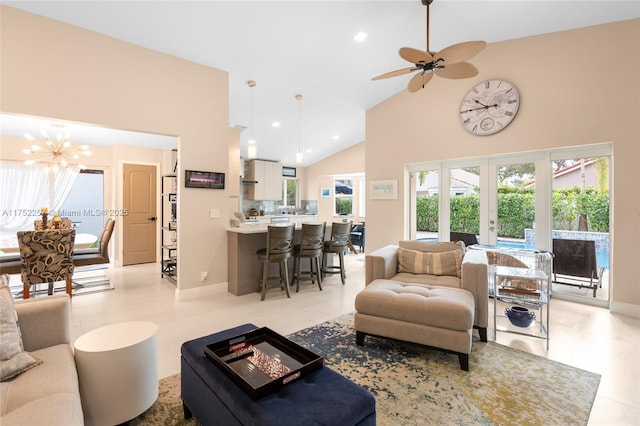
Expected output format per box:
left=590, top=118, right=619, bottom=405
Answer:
left=34, top=218, right=73, bottom=230
left=256, top=224, right=295, bottom=301
left=292, top=222, right=326, bottom=292
left=73, top=218, right=116, bottom=287
left=17, top=228, right=76, bottom=299
left=322, top=221, right=352, bottom=285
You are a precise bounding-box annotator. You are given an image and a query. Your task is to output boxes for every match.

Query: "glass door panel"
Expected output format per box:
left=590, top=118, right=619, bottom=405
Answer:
left=449, top=167, right=480, bottom=245
left=550, top=156, right=610, bottom=303
left=411, top=170, right=439, bottom=241
left=494, top=162, right=535, bottom=249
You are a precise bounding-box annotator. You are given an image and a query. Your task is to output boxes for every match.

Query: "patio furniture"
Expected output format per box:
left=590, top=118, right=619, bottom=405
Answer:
left=552, top=238, right=604, bottom=298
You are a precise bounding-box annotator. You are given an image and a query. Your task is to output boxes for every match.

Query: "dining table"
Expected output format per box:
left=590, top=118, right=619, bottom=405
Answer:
left=0, top=232, right=99, bottom=255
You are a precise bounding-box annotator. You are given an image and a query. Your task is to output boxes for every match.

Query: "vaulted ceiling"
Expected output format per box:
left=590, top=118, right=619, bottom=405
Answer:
left=3, top=1, right=639, bottom=166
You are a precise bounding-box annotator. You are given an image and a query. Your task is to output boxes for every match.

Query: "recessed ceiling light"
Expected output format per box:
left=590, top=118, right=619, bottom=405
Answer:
left=332, top=135, right=340, bottom=140
left=353, top=32, right=368, bottom=42
left=272, top=122, right=280, bottom=128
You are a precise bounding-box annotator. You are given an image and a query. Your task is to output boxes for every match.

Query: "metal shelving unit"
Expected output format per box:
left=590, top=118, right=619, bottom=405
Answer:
left=492, top=250, right=553, bottom=350
left=161, top=173, right=177, bottom=283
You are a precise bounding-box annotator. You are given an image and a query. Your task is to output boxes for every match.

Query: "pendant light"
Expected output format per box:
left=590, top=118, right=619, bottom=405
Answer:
left=295, top=94, right=303, bottom=164
left=247, top=80, right=257, bottom=159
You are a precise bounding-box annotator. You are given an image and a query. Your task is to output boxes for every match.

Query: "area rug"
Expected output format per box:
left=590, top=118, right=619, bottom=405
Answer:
left=133, top=313, right=600, bottom=425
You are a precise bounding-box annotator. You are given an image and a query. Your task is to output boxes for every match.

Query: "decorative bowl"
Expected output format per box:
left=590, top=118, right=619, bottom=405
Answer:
left=505, top=306, right=535, bottom=328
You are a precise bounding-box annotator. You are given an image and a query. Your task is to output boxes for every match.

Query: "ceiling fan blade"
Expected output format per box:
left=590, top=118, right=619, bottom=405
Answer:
left=436, top=62, right=479, bottom=79
left=399, top=47, right=432, bottom=65
left=434, top=41, right=486, bottom=65
left=408, top=72, right=434, bottom=93
left=371, top=67, right=417, bottom=81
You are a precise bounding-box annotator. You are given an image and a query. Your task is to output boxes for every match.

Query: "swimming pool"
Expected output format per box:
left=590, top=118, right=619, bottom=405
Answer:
left=496, top=239, right=609, bottom=269
left=419, top=237, right=610, bottom=269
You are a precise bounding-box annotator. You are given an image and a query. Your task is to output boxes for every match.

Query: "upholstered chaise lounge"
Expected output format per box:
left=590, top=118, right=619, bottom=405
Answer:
left=355, top=240, right=489, bottom=370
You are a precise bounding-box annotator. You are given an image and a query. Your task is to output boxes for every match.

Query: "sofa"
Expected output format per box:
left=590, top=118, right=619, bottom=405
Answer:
left=355, top=240, right=488, bottom=370
left=0, top=292, right=84, bottom=425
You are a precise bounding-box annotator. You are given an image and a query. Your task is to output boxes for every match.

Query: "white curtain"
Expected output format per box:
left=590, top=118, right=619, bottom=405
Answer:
left=0, top=160, right=79, bottom=234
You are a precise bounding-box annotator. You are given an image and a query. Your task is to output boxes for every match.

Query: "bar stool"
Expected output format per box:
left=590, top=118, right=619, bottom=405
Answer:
left=322, top=221, right=352, bottom=285
left=292, top=222, right=326, bottom=292
left=256, top=224, right=295, bottom=301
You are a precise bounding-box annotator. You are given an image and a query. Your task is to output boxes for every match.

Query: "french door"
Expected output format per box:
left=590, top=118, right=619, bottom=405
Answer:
left=409, top=154, right=545, bottom=249
left=408, top=144, right=611, bottom=305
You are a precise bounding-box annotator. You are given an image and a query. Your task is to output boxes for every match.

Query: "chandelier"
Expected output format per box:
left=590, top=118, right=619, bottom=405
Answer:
left=23, top=123, right=91, bottom=172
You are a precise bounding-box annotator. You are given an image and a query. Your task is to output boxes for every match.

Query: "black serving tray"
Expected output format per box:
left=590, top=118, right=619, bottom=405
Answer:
left=204, top=327, right=323, bottom=400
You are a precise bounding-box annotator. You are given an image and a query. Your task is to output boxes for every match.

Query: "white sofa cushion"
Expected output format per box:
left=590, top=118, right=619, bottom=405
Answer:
left=0, top=343, right=82, bottom=424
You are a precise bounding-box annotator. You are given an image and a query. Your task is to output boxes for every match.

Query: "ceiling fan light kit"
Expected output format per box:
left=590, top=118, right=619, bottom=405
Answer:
left=372, top=0, right=486, bottom=93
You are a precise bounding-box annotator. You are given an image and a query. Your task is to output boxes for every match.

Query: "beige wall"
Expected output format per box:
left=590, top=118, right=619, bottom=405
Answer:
left=366, top=19, right=640, bottom=314
left=305, top=142, right=365, bottom=225
left=1, top=6, right=231, bottom=295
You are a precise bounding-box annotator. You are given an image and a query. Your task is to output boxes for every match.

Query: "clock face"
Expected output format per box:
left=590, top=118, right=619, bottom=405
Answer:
left=460, top=79, right=520, bottom=136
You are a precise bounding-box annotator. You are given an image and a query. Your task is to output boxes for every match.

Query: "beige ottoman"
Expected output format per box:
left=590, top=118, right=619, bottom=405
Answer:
left=354, top=279, right=476, bottom=370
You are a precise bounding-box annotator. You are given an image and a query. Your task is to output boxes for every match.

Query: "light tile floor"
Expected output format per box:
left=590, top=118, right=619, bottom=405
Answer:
left=16, top=252, right=638, bottom=425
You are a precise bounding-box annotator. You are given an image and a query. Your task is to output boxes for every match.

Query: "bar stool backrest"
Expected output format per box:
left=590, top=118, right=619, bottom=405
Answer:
left=265, top=224, right=295, bottom=261
left=299, top=222, right=326, bottom=256
left=326, top=221, right=352, bottom=251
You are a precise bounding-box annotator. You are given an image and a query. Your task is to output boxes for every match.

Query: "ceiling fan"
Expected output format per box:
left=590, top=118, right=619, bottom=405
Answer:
left=372, top=0, right=486, bottom=93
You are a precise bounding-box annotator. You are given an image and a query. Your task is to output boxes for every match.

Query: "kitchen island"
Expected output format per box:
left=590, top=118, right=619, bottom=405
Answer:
left=227, top=219, right=329, bottom=296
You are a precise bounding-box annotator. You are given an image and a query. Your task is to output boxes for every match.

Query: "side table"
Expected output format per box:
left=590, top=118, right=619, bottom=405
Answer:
left=493, top=265, right=550, bottom=349
left=74, top=321, right=159, bottom=426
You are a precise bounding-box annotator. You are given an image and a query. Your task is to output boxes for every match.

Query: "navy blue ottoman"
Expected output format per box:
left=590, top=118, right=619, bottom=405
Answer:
left=181, top=324, right=376, bottom=426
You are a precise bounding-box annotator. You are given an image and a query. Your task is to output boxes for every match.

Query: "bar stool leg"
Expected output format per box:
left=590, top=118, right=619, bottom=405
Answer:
left=338, top=251, right=346, bottom=285
left=260, top=261, right=268, bottom=301
left=314, top=256, right=323, bottom=290
left=280, top=260, right=291, bottom=298
left=294, top=256, right=301, bottom=292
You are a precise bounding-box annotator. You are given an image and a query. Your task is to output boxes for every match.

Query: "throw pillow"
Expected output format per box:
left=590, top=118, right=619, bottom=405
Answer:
left=0, top=285, right=42, bottom=381
left=398, top=247, right=462, bottom=277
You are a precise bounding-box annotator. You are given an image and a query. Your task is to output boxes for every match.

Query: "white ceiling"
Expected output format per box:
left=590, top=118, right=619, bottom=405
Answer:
left=3, top=1, right=639, bottom=166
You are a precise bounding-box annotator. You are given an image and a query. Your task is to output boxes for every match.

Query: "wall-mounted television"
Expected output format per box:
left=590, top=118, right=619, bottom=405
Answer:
left=185, top=170, right=225, bottom=189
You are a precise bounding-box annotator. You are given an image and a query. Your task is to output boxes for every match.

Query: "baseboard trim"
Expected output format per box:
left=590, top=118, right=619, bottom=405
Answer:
left=174, top=281, right=227, bottom=300
left=609, top=300, right=640, bottom=318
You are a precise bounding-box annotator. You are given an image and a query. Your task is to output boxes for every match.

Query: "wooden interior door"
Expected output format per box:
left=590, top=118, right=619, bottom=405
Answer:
left=123, top=164, right=157, bottom=265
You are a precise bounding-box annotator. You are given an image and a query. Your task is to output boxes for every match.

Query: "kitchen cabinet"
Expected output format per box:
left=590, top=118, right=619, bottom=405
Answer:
left=246, top=160, right=282, bottom=200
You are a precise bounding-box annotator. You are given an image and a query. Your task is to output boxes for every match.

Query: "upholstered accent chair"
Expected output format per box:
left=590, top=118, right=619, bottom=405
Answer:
left=17, top=229, right=76, bottom=299
left=256, top=224, right=295, bottom=301
left=356, top=240, right=489, bottom=370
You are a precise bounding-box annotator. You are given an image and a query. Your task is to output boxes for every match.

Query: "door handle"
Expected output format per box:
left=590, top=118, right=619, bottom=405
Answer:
left=148, top=217, right=157, bottom=221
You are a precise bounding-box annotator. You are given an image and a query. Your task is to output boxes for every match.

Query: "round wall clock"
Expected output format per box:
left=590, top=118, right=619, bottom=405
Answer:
left=459, top=79, right=520, bottom=136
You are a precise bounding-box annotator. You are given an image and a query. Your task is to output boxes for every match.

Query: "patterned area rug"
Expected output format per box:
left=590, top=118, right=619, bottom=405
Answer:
left=133, top=313, right=600, bottom=425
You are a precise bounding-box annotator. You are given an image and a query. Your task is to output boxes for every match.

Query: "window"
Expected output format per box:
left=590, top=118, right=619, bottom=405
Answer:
left=58, top=169, right=105, bottom=236
left=334, top=178, right=353, bottom=216
left=282, top=178, right=298, bottom=209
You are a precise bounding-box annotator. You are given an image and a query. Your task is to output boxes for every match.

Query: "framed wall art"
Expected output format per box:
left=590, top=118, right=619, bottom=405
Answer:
left=184, top=170, right=225, bottom=189
left=370, top=179, right=398, bottom=200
